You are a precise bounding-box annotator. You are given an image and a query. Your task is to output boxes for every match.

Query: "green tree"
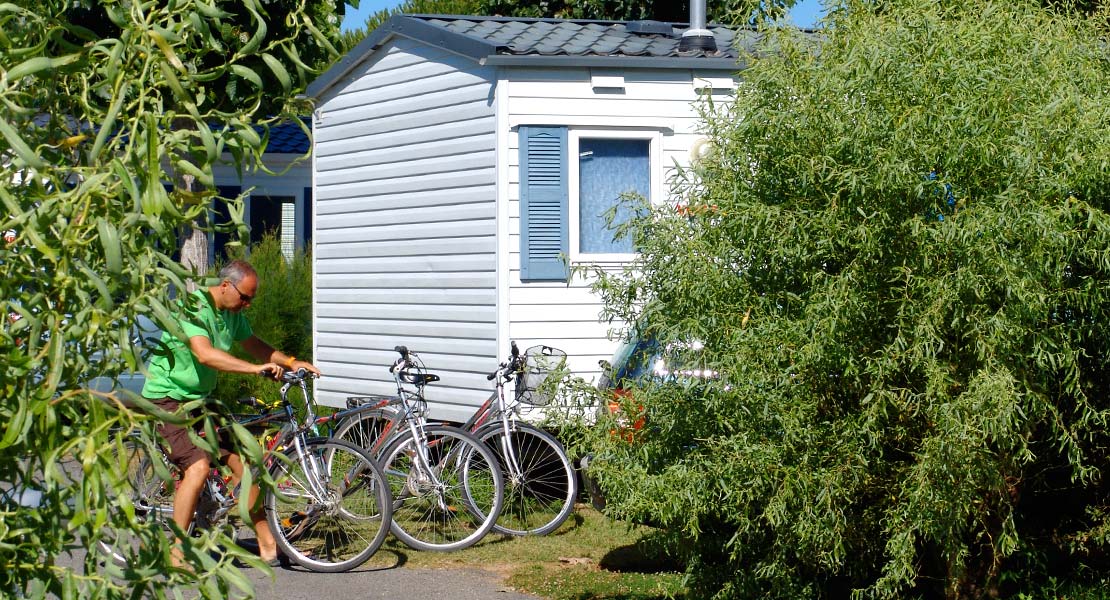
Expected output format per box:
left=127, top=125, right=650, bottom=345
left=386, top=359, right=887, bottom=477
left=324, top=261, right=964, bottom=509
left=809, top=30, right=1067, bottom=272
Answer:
left=340, top=0, right=798, bottom=52
left=0, top=1, right=340, bottom=598
left=585, top=0, right=1110, bottom=597
left=340, top=0, right=481, bottom=50
left=476, top=0, right=797, bottom=24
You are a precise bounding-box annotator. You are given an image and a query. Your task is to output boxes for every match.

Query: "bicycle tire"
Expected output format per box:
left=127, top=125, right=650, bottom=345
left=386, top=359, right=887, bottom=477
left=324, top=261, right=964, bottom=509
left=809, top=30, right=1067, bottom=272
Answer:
left=475, top=423, right=577, bottom=536
left=265, top=438, right=391, bottom=572
left=97, top=438, right=176, bottom=565
left=380, top=425, right=504, bottom=552
left=331, top=406, right=400, bottom=457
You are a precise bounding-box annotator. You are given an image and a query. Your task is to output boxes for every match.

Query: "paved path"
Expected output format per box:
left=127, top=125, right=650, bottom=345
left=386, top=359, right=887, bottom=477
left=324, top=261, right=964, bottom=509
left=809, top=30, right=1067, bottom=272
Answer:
left=52, top=545, right=539, bottom=599
left=244, top=562, right=537, bottom=600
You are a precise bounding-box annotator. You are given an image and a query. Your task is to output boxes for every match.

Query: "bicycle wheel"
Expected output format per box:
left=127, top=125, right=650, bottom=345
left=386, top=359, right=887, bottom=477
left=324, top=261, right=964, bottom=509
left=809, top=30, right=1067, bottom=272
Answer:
left=98, top=438, right=176, bottom=565
left=332, top=407, right=399, bottom=457
left=266, top=438, right=391, bottom=572
left=476, top=422, right=577, bottom=536
left=381, top=425, right=503, bottom=552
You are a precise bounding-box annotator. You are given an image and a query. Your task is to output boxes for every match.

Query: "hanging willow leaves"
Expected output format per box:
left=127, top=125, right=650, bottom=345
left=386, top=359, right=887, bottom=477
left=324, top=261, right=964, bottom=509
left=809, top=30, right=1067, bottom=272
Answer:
left=0, top=1, right=345, bottom=599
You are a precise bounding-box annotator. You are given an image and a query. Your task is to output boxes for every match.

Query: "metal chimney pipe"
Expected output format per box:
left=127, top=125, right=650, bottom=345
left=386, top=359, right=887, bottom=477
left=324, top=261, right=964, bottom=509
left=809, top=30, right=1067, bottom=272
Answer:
left=679, top=0, right=717, bottom=53
left=689, top=0, right=707, bottom=30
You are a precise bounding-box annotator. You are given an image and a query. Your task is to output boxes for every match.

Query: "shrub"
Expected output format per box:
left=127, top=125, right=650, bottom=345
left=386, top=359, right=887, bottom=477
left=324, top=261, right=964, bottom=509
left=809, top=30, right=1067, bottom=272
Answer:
left=585, top=1, right=1110, bottom=597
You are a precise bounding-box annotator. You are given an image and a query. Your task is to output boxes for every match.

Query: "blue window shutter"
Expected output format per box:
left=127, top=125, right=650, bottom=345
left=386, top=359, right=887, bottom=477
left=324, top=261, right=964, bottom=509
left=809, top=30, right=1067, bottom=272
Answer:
left=303, top=187, right=312, bottom=247
left=519, top=126, right=568, bottom=281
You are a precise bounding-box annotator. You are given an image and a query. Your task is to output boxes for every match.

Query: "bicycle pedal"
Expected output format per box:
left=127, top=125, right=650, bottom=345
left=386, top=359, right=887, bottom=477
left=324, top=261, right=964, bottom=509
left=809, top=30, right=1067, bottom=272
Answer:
left=280, top=510, right=308, bottom=528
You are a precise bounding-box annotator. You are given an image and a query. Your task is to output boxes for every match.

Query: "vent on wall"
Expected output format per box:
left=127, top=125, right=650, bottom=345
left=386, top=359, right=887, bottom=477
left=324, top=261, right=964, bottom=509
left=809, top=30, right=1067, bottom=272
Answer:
left=591, top=68, right=625, bottom=93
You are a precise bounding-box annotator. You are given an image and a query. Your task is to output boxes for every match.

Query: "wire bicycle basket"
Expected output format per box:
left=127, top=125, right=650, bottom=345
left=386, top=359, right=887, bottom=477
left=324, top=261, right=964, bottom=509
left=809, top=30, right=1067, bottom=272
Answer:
left=514, top=345, right=567, bottom=406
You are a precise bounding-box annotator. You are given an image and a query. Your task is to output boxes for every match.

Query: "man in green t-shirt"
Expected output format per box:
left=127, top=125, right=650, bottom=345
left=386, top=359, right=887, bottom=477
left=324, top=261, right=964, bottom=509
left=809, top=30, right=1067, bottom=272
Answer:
left=142, top=259, right=320, bottom=567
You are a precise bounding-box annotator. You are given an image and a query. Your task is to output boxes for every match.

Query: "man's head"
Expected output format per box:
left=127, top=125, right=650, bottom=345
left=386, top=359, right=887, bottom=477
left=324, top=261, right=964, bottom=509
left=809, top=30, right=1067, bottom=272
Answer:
left=213, top=259, right=258, bottom=312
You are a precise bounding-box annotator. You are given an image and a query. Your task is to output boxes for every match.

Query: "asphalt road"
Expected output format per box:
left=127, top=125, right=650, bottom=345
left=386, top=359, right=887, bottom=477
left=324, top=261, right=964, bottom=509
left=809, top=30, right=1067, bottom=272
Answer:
left=237, top=533, right=540, bottom=600
left=244, top=561, right=538, bottom=600
left=52, top=541, right=540, bottom=600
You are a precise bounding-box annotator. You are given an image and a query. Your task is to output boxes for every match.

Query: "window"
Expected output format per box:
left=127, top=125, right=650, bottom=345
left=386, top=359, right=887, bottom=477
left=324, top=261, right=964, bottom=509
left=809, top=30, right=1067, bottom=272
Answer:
left=573, top=136, right=652, bottom=257
left=518, top=126, right=659, bottom=281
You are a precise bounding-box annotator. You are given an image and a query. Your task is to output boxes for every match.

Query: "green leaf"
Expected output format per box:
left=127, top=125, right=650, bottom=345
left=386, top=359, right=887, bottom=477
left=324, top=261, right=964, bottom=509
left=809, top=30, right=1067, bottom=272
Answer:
left=229, top=64, right=263, bottom=89
left=5, top=53, right=79, bottom=80
left=96, top=218, right=123, bottom=276
left=0, top=117, right=44, bottom=169
left=260, top=53, right=290, bottom=94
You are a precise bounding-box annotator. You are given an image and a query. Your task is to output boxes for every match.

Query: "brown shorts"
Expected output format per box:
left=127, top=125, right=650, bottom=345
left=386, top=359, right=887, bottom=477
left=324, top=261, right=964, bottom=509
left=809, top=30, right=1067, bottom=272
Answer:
left=151, top=398, right=234, bottom=470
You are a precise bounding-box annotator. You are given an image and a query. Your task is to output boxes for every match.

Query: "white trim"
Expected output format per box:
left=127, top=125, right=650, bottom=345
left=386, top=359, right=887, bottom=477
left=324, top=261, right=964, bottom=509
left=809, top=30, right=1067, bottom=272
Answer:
left=510, top=116, right=674, bottom=132
left=495, top=72, right=511, bottom=375
left=567, top=128, right=661, bottom=263
left=311, top=110, right=321, bottom=403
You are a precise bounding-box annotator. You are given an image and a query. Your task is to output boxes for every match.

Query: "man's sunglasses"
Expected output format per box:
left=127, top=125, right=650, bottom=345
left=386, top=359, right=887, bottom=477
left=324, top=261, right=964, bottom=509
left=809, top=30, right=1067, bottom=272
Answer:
left=228, top=280, right=254, bottom=303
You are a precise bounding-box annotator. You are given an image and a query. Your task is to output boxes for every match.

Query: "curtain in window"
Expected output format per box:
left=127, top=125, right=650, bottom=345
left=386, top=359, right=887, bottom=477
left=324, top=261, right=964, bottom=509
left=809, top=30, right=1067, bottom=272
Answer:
left=578, top=138, right=649, bottom=254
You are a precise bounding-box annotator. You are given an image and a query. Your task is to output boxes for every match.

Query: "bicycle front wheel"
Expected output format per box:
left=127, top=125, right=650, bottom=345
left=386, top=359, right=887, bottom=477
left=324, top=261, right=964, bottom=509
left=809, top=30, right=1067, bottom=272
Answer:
left=476, top=422, right=578, bottom=536
left=266, top=438, right=392, bottom=572
left=381, top=425, right=503, bottom=552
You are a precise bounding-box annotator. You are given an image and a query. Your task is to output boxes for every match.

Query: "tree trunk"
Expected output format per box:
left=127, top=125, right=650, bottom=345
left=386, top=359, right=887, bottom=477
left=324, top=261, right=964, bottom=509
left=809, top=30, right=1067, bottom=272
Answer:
left=179, top=225, right=208, bottom=293
left=174, top=168, right=208, bottom=293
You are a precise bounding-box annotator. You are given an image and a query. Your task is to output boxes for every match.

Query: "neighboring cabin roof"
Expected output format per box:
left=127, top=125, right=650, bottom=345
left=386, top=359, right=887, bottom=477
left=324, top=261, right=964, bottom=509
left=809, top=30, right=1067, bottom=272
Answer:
left=308, top=14, right=755, bottom=100
left=26, top=114, right=310, bottom=156
left=263, top=120, right=311, bottom=154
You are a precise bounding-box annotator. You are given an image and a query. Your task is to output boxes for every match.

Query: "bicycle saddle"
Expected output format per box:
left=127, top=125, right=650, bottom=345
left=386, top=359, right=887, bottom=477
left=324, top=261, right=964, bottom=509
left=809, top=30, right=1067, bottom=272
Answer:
left=399, top=372, right=440, bottom=385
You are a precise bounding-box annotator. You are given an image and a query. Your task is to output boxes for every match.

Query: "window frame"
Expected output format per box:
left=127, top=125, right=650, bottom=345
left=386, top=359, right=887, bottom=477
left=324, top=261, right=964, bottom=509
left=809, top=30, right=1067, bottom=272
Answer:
left=567, top=128, right=661, bottom=263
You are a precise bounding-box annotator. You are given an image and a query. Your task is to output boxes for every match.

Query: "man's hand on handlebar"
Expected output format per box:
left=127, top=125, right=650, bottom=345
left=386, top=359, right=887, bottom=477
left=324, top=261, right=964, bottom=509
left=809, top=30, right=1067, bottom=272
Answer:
left=287, top=359, right=322, bottom=377
left=258, top=362, right=286, bottom=380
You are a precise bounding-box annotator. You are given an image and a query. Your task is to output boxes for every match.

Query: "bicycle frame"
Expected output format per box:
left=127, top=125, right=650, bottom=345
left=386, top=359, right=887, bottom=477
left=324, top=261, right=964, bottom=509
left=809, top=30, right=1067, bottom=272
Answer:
left=385, top=349, right=451, bottom=486
left=463, top=347, right=529, bottom=478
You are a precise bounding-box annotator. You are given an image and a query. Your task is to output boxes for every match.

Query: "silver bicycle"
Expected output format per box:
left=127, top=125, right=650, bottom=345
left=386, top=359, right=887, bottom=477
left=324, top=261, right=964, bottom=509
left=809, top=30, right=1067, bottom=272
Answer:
left=100, top=369, right=392, bottom=572
left=332, top=347, right=504, bottom=552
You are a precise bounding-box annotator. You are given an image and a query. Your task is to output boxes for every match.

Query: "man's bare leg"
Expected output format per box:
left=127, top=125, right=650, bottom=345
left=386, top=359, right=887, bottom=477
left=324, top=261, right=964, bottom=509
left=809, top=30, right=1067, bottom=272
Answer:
left=172, top=458, right=209, bottom=568
left=225, top=453, right=279, bottom=562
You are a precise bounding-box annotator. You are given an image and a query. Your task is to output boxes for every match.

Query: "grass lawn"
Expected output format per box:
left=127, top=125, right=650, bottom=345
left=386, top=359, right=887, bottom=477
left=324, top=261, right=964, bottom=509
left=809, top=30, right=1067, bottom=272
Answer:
left=364, top=505, right=687, bottom=600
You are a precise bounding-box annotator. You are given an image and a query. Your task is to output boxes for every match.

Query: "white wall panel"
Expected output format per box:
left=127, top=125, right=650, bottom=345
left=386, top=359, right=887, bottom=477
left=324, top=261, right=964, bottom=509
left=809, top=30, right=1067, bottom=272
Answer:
left=313, top=38, right=498, bottom=415
left=504, top=65, right=735, bottom=386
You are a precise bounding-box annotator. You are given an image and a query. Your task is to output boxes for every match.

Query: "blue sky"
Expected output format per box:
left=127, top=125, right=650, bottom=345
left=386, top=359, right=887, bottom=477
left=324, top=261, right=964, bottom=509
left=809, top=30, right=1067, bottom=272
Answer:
left=341, top=0, right=826, bottom=33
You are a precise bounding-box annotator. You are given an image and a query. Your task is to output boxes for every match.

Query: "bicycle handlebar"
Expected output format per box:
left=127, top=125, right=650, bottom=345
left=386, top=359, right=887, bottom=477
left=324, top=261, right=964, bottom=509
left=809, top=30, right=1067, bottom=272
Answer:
left=487, top=342, right=526, bottom=382
left=390, top=346, right=410, bottom=373
left=258, top=367, right=315, bottom=384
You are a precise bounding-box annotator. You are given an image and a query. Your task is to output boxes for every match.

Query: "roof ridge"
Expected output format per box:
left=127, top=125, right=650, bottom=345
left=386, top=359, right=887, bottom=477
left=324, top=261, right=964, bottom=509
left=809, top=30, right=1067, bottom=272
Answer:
left=407, top=13, right=743, bottom=29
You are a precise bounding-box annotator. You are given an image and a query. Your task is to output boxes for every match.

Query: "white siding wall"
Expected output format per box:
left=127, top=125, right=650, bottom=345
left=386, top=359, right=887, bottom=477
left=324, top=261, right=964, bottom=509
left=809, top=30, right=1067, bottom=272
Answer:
left=313, top=38, right=499, bottom=420
left=505, top=67, right=735, bottom=381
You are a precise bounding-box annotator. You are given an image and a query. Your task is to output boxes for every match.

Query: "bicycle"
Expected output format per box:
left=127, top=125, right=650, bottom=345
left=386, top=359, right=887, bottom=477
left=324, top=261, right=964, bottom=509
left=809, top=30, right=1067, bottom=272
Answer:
left=464, top=342, right=577, bottom=536
left=331, top=346, right=504, bottom=552
left=335, top=342, right=576, bottom=537
left=99, top=368, right=392, bottom=573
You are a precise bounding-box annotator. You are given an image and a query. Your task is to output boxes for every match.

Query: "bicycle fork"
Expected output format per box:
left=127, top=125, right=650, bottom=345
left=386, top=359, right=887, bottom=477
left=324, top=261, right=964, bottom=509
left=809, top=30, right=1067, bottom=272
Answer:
left=496, top=418, right=526, bottom=485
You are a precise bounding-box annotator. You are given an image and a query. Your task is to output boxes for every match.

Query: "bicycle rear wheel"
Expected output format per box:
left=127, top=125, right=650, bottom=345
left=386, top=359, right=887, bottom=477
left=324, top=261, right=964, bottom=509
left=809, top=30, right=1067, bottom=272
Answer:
left=97, top=438, right=177, bottom=566
left=266, top=438, right=391, bottom=572
left=332, top=407, right=399, bottom=457
left=381, top=425, right=503, bottom=552
left=476, top=422, right=577, bottom=536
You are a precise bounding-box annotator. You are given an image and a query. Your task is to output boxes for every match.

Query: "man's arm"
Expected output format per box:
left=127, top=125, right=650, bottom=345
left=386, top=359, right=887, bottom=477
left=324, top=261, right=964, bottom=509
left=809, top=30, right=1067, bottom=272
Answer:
left=240, top=335, right=321, bottom=376
left=189, top=335, right=283, bottom=376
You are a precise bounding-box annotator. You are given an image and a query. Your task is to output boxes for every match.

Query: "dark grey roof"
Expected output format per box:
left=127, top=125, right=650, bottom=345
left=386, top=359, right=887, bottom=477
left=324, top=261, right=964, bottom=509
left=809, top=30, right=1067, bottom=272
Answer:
left=261, top=119, right=311, bottom=154
left=308, top=14, right=755, bottom=99
left=419, top=15, right=743, bottom=59
left=24, top=115, right=309, bottom=155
